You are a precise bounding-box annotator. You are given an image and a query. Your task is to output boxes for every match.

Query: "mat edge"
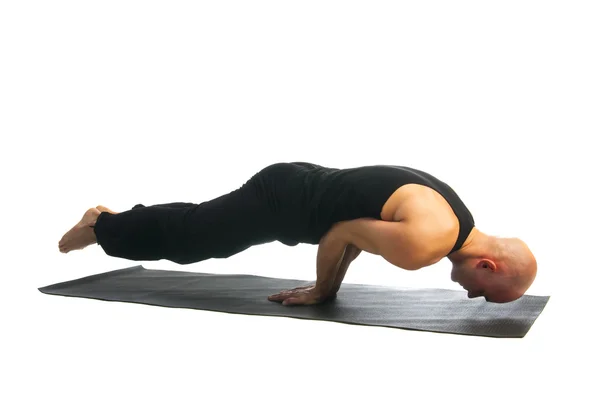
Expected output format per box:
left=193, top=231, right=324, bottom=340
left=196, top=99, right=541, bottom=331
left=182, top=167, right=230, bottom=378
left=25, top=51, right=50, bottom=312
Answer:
left=38, top=265, right=145, bottom=292
left=39, top=264, right=552, bottom=299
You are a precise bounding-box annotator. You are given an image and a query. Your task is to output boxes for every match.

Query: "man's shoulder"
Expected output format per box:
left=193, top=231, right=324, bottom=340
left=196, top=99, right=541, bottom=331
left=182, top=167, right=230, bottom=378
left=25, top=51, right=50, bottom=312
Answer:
left=391, top=185, right=460, bottom=256
left=331, top=217, right=452, bottom=270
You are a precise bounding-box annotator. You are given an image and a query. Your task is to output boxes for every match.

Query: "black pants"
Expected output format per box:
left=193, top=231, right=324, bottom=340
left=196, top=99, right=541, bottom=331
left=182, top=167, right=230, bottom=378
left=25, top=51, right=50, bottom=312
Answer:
left=93, top=162, right=320, bottom=265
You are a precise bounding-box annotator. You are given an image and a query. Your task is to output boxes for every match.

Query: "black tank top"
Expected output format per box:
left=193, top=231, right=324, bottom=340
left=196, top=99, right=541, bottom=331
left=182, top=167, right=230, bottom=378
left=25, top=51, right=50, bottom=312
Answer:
left=274, top=162, right=474, bottom=255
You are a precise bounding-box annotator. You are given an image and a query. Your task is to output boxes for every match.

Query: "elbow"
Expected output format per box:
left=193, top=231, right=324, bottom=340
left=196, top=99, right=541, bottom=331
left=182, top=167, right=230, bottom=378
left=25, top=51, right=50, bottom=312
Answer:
left=397, top=262, right=427, bottom=271
left=321, top=223, right=351, bottom=244
left=387, top=254, right=433, bottom=271
left=412, top=263, right=431, bottom=271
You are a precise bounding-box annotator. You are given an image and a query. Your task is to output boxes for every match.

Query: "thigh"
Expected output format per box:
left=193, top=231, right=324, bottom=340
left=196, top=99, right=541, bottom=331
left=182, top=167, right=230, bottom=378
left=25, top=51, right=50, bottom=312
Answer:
left=132, top=202, right=196, bottom=210
left=171, top=179, right=278, bottom=263
left=251, top=162, right=318, bottom=243
left=289, top=161, right=324, bottom=170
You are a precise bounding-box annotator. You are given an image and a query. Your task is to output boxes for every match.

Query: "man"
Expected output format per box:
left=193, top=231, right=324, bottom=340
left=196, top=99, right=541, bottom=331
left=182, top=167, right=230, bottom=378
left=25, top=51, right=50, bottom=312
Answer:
left=58, top=162, right=537, bottom=305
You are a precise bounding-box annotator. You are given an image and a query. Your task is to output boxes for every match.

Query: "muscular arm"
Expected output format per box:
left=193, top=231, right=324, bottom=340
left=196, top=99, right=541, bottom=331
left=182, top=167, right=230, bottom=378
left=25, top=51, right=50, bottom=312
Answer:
left=314, top=234, right=362, bottom=295
left=270, top=218, right=438, bottom=306
left=316, top=218, right=437, bottom=294
left=268, top=236, right=361, bottom=305
left=331, top=244, right=361, bottom=292
left=314, top=231, right=350, bottom=294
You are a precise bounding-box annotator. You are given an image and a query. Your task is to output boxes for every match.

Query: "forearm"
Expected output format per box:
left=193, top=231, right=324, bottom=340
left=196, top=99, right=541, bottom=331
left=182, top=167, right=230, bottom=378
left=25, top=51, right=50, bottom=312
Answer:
left=315, top=230, right=350, bottom=294
left=332, top=244, right=361, bottom=291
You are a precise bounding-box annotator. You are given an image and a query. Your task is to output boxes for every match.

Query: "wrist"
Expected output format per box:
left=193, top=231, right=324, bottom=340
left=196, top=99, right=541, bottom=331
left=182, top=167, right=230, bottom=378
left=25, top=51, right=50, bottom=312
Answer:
left=314, top=281, right=334, bottom=295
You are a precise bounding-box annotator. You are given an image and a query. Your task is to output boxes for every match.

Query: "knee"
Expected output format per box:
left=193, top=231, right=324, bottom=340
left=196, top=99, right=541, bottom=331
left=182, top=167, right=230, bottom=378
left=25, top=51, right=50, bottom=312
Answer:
left=253, top=163, right=298, bottom=185
left=170, top=256, right=194, bottom=265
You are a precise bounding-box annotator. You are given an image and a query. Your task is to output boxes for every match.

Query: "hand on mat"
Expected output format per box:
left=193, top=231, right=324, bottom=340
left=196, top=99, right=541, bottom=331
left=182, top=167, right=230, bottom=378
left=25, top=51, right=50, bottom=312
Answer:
left=268, top=284, right=335, bottom=306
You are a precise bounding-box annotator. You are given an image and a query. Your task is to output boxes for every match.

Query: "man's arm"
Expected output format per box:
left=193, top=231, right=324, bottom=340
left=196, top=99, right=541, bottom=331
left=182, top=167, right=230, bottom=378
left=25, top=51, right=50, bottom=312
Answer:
left=314, top=231, right=350, bottom=294
left=267, top=240, right=361, bottom=305
left=315, top=217, right=436, bottom=293
left=269, top=217, right=439, bottom=305
left=331, top=244, right=361, bottom=292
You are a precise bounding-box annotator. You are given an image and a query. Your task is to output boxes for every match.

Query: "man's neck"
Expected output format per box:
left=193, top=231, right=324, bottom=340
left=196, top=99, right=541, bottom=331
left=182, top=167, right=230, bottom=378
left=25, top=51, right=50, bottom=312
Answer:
left=447, top=228, right=487, bottom=263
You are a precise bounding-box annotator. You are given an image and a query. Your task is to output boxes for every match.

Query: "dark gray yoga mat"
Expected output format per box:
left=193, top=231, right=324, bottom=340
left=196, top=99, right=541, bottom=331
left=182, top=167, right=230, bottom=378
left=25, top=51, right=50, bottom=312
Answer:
left=39, top=265, right=549, bottom=338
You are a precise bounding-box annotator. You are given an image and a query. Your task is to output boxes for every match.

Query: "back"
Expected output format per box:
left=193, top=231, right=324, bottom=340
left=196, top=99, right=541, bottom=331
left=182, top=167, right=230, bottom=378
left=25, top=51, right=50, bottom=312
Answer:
left=268, top=162, right=474, bottom=253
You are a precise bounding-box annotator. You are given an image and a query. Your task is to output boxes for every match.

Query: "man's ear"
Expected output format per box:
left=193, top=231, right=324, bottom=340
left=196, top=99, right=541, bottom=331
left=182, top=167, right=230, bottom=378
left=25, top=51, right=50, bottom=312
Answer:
left=477, top=259, right=497, bottom=271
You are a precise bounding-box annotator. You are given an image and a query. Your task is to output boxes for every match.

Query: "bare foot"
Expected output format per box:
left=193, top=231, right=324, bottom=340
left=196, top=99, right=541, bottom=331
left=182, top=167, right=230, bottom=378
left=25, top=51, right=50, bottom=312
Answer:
left=58, top=208, right=101, bottom=253
left=96, top=205, right=119, bottom=214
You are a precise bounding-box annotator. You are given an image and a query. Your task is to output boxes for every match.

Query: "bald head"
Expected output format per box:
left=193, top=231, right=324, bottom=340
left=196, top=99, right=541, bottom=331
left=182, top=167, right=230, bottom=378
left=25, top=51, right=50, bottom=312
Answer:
left=449, top=230, right=537, bottom=303
left=496, top=237, right=537, bottom=292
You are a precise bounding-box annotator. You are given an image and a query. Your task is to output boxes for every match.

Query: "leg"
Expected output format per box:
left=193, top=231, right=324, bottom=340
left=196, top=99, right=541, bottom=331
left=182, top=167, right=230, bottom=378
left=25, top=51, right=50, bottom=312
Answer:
left=59, top=163, right=306, bottom=262
left=132, top=202, right=197, bottom=210
left=96, top=203, right=196, bottom=214
left=90, top=179, right=278, bottom=264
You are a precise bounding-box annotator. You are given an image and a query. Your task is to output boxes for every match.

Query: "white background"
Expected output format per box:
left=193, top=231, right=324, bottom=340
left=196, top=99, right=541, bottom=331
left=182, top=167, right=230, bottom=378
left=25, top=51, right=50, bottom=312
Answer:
left=2, top=1, right=599, bottom=397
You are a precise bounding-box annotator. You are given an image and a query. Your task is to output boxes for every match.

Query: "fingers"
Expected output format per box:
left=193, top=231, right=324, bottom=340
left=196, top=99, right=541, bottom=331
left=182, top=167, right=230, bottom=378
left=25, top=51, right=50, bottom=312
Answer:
left=268, top=292, right=304, bottom=302
left=282, top=296, right=309, bottom=306
left=268, top=291, right=310, bottom=304
left=268, top=291, right=321, bottom=306
left=267, top=285, right=314, bottom=302
left=267, top=293, right=285, bottom=302
left=267, top=290, right=293, bottom=302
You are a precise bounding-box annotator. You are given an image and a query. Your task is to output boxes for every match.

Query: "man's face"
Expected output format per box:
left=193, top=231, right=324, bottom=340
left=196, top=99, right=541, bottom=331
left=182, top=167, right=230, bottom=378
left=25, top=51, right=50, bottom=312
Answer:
left=451, top=265, right=486, bottom=299
left=451, top=265, right=521, bottom=303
